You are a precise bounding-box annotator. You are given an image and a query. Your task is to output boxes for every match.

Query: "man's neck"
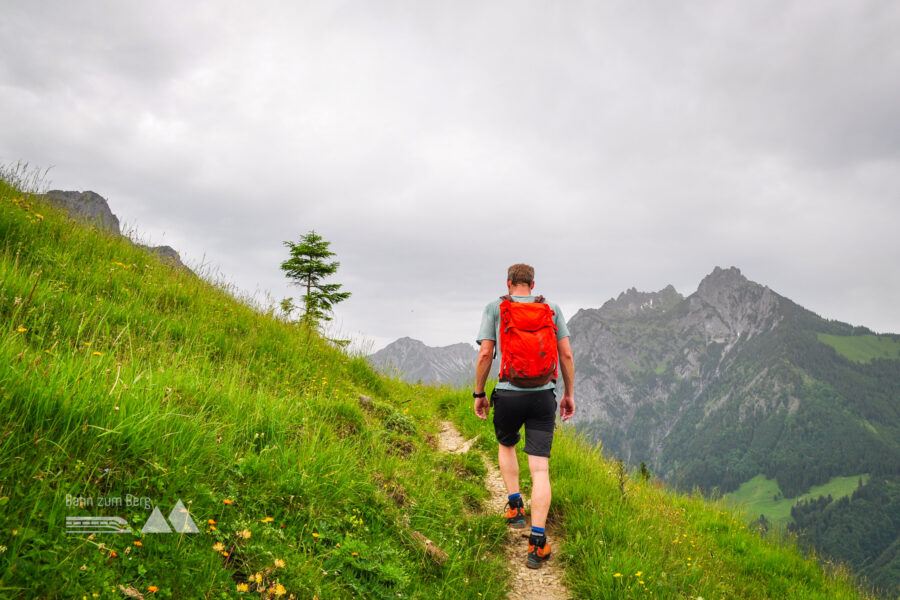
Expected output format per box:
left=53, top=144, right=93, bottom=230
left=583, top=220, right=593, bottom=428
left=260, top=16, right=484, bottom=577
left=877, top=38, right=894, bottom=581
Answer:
left=508, top=285, right=533, bottom=296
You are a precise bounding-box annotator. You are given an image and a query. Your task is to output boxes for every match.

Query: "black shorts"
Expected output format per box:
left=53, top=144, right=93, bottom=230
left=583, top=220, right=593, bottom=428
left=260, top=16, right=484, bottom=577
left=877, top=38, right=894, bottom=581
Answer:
left=491, top=388, right=557, bottom=458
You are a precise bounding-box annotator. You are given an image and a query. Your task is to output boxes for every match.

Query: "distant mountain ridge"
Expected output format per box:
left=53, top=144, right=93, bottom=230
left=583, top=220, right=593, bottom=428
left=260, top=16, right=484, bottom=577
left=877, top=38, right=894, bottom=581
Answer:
left=368, top=337, right=477, bottom=387
left=571, top=266, right=900, bottom=497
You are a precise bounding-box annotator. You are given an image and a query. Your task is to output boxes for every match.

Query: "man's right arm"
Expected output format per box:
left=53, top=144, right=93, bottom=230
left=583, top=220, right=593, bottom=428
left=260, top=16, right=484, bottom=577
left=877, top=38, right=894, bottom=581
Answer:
left=473, top=339, right=494, bottom=420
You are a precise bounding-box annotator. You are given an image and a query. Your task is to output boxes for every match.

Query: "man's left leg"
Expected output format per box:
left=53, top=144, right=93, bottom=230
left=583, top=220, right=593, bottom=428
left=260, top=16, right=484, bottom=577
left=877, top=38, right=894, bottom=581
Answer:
left=498, top=443, right=519, bottom=495
left=492, top=390, right=527, bottom=528
left=499, top=443, right=526, bottom=527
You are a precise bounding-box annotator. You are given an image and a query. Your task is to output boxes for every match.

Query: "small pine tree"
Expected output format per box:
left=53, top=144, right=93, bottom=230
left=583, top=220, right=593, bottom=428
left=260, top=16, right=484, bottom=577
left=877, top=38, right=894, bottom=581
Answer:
left=639, top=461, right=652, bottom=482
left=281, top=230, right=351, bottom=329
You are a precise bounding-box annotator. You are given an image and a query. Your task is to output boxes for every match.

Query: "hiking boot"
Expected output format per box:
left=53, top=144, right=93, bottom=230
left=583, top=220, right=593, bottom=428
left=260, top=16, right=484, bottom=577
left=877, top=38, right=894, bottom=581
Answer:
left=526, top=534, right=551, bottom=569
left=504, top=498, right=526, bottom=528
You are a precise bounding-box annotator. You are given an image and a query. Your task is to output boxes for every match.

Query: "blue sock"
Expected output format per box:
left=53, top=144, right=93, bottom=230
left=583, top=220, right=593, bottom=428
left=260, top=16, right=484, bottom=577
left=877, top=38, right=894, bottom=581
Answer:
left=531, top=526, right=545, bottom=537
left=508, top=493, right=521, bottom=501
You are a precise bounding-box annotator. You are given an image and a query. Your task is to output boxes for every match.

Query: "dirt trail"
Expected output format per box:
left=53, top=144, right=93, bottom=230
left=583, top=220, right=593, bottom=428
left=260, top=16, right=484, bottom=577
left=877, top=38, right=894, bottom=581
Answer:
left=437, top=421, right=569, bottom=600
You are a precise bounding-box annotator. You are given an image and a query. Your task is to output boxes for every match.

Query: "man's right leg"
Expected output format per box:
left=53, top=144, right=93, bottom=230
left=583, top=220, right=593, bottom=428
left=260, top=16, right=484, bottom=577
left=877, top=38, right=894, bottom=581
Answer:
left=521, top=389, right=557, bottom=569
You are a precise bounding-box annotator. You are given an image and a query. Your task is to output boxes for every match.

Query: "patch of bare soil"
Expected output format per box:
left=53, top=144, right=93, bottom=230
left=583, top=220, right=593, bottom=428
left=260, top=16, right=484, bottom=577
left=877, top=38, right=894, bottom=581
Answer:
left=437, top=421, right=570, bottom=600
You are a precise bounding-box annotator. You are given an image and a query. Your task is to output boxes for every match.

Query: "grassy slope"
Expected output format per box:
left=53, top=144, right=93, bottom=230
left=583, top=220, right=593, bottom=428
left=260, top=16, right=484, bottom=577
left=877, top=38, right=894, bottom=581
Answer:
left=0, top=180, right=875, bottom=599
left=0, top=186, right=507, bottom=599
left=818, top=333, right=900, bottom=363
left=727, top=474, right=871, bottom=526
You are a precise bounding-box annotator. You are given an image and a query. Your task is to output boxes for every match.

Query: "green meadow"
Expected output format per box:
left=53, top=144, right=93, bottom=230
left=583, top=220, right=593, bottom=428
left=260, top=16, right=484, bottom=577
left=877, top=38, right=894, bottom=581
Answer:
left=727, top=474, right=871, bottom=526
left=818, top=333, right=900, bottom=363
left=0, top=170, right=876, bottom=598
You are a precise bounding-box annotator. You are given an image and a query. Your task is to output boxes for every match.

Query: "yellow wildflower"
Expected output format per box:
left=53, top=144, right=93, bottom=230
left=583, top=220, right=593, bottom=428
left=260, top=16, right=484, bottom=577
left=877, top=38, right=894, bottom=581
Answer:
left=613, top=573, right=622, bottom=578
left=636, top=571, right=643, bottom=577
left=92, top=351, right=102, bottom=356
left=208, top=519, right=216, bottom=525
left=16, top=327, right=26, bottom=332
left=133, top=541, right=143, bottom=547
left=212, top=542, right=225, bottom=552
left=238, top=528, right=251, bottom=539
left=147, top=586, right=158, bottom=593
left=261, top=517, right=274, bottom=523
left=274, top=558, right=285, bottom=568
left=312, top=532, right=319, bottom=538
left=274, top=583, right=286, bottom=596
left=254, top=572, right=263, bottom=583
left=222, top=498, right=233, bottom=505
left=236, top=582, right=249, bottom=592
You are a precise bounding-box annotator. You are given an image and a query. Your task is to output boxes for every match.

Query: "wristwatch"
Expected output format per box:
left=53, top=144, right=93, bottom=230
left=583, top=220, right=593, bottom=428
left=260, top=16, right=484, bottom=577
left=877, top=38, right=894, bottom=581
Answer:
left=472, top=392, right=486, bottom=399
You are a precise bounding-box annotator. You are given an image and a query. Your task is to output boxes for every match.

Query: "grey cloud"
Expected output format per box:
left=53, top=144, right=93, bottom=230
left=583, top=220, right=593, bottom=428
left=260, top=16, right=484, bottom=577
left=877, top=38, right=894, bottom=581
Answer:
left=1, top=1, right=899, bottom=347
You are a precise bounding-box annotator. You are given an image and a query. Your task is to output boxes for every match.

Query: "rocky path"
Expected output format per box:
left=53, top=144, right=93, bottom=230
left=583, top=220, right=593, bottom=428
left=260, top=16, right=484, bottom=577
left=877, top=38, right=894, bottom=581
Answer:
left=437, top=421, right=569, bottom=600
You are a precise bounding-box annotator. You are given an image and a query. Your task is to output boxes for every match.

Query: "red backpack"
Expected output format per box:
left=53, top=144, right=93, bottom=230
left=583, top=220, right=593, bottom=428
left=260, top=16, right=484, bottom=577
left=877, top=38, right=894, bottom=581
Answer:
left=498, top=295, right=558, bottom=387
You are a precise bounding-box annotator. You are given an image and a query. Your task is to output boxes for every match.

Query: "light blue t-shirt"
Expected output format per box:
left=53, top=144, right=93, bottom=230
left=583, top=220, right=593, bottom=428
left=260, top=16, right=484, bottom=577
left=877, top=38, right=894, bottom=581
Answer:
left=476, top=295, right=570, bottom=391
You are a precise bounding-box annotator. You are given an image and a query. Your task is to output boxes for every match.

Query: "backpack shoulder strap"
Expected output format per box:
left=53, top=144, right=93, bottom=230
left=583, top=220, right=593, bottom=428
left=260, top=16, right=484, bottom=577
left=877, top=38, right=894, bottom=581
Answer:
left=534, top=295, right=545, bottom=303
left=494, top=296, right=510, bottom=360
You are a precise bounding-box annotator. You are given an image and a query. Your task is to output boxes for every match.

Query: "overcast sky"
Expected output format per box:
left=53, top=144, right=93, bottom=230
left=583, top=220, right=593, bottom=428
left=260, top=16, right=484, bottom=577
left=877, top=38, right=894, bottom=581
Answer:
left=2, top=1, right=899, bottom=350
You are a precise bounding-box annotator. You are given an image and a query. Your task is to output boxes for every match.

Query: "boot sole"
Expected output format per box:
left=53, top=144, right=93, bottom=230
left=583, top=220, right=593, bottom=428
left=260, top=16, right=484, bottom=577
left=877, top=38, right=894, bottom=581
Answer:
left=525, top=553, right=551, bottom=569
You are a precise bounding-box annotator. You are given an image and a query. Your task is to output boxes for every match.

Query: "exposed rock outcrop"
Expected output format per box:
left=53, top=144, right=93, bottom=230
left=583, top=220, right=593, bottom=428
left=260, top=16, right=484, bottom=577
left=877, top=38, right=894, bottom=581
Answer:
left=40, top=190, right=190, bottom=271
left=43, top=190, right=121, bottom=234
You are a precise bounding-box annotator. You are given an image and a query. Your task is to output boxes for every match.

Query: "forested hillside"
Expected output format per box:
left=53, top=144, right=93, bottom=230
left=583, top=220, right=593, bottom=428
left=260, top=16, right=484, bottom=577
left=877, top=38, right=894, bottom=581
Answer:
left=791, top=476, right=900, bottom=595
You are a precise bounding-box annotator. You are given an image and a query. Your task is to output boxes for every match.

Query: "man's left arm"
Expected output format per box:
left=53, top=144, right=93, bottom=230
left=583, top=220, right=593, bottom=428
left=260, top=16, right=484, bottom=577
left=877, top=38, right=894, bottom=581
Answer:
left=557, top=337, right=575, bottom=421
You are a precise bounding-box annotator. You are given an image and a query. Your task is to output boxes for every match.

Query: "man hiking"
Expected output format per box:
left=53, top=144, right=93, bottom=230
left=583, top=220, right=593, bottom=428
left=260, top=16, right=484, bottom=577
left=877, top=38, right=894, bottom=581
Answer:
left=473, top=263, right=575, bottom=569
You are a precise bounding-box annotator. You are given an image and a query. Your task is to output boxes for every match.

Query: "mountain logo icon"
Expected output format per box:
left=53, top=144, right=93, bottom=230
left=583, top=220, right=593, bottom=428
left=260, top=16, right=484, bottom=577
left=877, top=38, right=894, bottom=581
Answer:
left=141, top=499, right=200, bottom=534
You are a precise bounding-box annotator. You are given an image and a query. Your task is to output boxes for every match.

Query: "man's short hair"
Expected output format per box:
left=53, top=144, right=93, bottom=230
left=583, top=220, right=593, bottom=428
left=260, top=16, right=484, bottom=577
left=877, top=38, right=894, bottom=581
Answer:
left=507, top=263, right=535, bottom=286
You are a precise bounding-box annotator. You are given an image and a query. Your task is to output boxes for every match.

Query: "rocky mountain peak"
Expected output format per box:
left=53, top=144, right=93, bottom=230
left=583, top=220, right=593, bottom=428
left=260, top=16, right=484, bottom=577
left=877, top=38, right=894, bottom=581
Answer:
left=691, top=266, right=779, bottom=343
left=599, top=284, right=683, bottom=317
left=697, top=266, right=751, bottom=300
left=390, top=336, right=425, bottom=349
